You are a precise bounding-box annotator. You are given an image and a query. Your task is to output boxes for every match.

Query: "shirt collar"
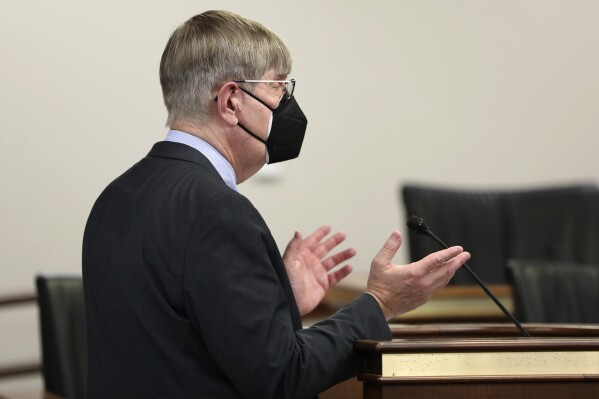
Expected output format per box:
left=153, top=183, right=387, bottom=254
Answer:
left=164, top=130, right=238, bottom=191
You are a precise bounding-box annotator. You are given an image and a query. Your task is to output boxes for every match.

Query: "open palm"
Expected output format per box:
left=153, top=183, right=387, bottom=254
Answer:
left=282, top=225, right=355, bottom=315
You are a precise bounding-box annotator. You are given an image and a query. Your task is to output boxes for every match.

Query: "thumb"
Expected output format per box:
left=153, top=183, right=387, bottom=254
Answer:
left=371, top=230, right=402, bottom=268
left=284, top=231, right=302, bottom=256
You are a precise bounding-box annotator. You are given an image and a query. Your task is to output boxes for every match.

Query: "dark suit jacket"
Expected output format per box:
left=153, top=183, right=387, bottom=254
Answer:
left=82, top=141, right=391, bottom=399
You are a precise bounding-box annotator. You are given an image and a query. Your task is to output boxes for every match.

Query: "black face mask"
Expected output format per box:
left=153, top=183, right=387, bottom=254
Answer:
left=237, top=88, right=308, bottom=164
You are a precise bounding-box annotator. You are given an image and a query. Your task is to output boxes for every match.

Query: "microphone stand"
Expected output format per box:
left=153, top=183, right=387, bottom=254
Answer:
left=406, top=215, right=531, bottom=337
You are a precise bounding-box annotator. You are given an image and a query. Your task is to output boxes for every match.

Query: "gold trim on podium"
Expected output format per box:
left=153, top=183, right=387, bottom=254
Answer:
left=357, top=337, right=599, bottom=378
left=355, top=325, right=599, bottom=399
left=320, top=324, right=599, bottom=399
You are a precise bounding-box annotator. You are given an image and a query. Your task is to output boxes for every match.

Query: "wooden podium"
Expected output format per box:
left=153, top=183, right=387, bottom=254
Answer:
left=321, top=324, right=599, bottom=399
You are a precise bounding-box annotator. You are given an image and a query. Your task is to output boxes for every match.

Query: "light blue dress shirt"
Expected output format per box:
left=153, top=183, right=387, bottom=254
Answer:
left=164, top=130, right=238, bottom=191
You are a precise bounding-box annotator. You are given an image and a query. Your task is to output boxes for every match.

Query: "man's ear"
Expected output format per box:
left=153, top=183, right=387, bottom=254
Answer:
left=214, top=82, right=241, bottom=126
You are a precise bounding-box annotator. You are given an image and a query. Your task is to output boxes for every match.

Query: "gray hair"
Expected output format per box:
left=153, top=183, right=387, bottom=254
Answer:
left=159, top=10, right=292, bottom=126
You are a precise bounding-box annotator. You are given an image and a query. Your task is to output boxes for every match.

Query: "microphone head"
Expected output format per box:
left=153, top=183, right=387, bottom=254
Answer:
left=407, top=215, right=430, bottom=235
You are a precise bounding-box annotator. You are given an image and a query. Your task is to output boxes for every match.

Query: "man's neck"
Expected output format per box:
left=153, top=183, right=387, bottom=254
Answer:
left=170, top=121, right=232, bottom=162
left=169, top=121, right=265, bottom=184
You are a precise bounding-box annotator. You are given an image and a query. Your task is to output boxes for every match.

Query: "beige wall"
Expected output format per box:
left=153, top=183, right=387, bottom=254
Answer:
left=1, top=0, right=599, bottom=392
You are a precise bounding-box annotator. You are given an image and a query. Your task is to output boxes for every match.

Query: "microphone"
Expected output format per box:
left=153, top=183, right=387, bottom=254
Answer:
left=407, top=215, right=531, bottom=337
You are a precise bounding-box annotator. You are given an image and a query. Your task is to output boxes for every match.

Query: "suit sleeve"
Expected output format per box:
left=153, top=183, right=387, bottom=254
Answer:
left=183, top=192, right=391, bottom=399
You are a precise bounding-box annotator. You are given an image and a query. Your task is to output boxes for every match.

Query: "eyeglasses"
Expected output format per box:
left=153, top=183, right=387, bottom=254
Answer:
left=234, top=79, right=296, bottom=100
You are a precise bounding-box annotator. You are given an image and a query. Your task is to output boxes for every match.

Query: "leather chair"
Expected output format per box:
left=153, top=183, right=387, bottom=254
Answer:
left=504, top=185, right=599, bottom=265
left=36, top=275, right=87, bottom=399
left=401, top=183, right=599, bottom=285
left=507, top=259, right=599, bottom=323
left=402, top=184, right=508, bottom=285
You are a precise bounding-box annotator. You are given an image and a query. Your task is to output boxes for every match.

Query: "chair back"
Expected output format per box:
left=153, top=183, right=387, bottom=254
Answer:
left=507, top=260, right=599, bottom=323
left=504, top=185, right=599, bottom=264
left=36, top=275, right=87, bottom=399
left=402, top=183, right=599, bottom=285
left=402, top=185, right=508, bottom=284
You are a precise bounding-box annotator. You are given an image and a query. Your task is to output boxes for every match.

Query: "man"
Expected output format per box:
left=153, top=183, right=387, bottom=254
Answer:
left=82, top=10, right=470, bottom=399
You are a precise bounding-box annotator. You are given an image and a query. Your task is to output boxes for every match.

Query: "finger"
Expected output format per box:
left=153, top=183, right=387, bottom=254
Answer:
left=314, top=231, right=347, bottom=259
left=371, top=231, right=403, bottom=268
left=322, top=247, right=356, bottom=270
left=327, top=264, right=353, bottom=286
left=420, top=246, right=464, bottom=273
left=426, top=250, right=470, bottom=285
left=445, top=251, right=470, bottom=276
left=284, top=231, right=303, bottom=256
left=303, top=224, right=332, bottom=249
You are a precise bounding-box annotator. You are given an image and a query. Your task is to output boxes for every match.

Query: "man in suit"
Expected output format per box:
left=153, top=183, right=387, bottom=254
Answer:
left=82, top=10, right=470, bottom=399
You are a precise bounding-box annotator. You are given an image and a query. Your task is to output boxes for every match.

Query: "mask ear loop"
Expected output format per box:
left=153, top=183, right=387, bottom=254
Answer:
left=237, top=122, right=267, bottom=144
left=213, top=85, right=275, bottom=146
left=238, top=88, right=276, bottom=111
left=228, top=86, right=271, bottom=144
left=239, top=86, right=294, bottom=111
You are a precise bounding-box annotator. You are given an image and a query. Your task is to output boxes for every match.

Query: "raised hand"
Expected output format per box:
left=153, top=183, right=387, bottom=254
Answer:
left=282, top=224, right=356, bottom=315
left=366, top=231, right=470, bottom=320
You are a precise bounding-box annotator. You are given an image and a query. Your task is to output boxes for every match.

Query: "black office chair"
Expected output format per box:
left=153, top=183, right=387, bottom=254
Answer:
left=36, top=275, right=87, bottom=399
left=507, top=259, right=599, bottom=323
left=402, top=183, right=599, bottom=285
left=402, top=184, right=508, bottom=285
left=504, top=185, right=599, bottom=265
